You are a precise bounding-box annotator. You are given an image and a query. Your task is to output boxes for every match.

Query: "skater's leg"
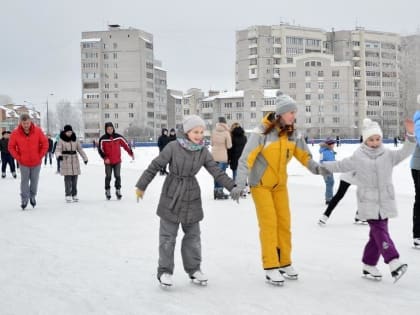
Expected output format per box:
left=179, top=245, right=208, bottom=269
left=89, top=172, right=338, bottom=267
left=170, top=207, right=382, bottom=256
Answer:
left=64, top=176, right=72, bottom=196
left=364, top=219, right=399, bottom=265
left=157, top=218, right=179, bottom=279
left=28, top=165, right=41, bottom=198
left=71, top=175, right=78, bottom=197
left=323, top=174, right=334, bottom=203
left=104, top=164, right=112, bottom=190
left=251, top=186, right=281, bottom=269
left=273, top=186, right=292, bottom=267
left=19, top=165, right=31, bottom=203
left=411, top=169, right=420, bottom=239
left=324, top=181, right=351, bottom=217
left=180, top=222, right=201, bottom=276
left=113, top=163, right=121, bottom=190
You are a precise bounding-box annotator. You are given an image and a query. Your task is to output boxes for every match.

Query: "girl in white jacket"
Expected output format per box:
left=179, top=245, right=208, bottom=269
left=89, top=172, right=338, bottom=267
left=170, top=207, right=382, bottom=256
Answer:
left=321, top=118, right=415, bottom=282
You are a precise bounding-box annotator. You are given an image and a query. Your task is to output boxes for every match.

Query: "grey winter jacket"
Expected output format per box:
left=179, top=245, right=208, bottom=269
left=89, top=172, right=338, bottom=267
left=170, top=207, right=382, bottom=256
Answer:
left=136, top=140, right=236, bottom=224
left=322, top=138, right=415, bottom=220
left=410, top=111, right=420, bottom=170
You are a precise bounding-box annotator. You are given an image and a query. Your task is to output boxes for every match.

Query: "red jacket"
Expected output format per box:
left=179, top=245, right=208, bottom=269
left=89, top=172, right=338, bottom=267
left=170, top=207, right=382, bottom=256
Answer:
left=98, top=132, right=133, bottom=165
left=8, top=123, right=49, bottom=167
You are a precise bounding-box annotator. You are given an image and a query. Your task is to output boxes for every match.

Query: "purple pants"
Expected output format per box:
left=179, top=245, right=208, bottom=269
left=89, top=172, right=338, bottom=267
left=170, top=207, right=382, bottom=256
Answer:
left=362, top=219, right=399, bottom=266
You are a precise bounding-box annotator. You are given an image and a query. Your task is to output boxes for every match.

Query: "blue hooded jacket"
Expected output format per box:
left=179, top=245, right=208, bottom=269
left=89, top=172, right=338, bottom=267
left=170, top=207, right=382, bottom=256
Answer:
left=410, top=111, right=420, bottom=170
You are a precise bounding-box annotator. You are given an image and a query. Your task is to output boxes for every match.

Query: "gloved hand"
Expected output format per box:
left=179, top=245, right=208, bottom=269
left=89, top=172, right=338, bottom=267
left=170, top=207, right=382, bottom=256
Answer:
left=230, top=186, right=245, bottom=203
left=84, top=160, right=88, bottom=165
left=57, top=156, right=63, bottom=161
left=135, top=188, right=144, bottom=202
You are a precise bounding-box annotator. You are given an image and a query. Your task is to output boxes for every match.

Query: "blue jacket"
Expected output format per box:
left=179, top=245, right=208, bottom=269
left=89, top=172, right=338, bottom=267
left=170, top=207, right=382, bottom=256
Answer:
left=319, top=144, right=336, bottom=163
left=411, top=111, right=420, bottom=170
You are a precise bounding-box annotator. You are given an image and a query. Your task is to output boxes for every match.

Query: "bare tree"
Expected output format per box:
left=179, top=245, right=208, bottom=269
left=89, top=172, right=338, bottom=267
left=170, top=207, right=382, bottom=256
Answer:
left=53, top=100, right=83, bottom=135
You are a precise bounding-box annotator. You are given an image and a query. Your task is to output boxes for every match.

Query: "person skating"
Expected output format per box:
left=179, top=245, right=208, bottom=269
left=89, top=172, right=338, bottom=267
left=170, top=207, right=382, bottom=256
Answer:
left=8, top=113, right=48, bottom=209
left=319, top=137, right=336, bottom=205
left=135, top=115, right=242, bottom=287
left=157, top=128, right=170, bottom=175
left=168, top=128, right=177, bottom=142
left=0, top=131, right=17, bottom=178
left=232, top=92, right=326, bottom=285
left=55, top=125, right=88, bottom=202
left=98, top=122, right=134, bottom=200
left=44, top=134, right=54, bottom=166
left=411, top=110, right=420, bottom=249
left=320, top=118, right=415, bottom=282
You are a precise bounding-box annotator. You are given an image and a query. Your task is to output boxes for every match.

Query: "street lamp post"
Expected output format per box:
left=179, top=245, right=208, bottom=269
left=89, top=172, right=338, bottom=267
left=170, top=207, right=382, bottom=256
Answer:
left=46, top=93, right=54, bottom=134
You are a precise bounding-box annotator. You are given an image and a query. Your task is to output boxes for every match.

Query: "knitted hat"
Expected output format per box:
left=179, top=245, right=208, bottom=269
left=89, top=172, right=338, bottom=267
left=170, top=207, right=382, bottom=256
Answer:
left=183, top=115, right=206, bottom=133
left=63, top=125, right=73, bottom=132
left=362, top=118, right=382, bottom=141
left=2, top=131, right=11, bottom=136
left=169, top=128, right=176, bottom=133
left=218, top=116, right=227, bottom=123
left=275, top=91, right=297, bottom=116
left=325, top=137, right=336, bottom=145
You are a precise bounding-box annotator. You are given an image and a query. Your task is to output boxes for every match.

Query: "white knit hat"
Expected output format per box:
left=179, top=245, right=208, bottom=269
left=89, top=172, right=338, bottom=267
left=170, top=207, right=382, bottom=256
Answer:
left=362, top=118, right=383, bottom=141
left=182, top=115, right=206, bottom=133
left=275, top=91, right=297, bottom=116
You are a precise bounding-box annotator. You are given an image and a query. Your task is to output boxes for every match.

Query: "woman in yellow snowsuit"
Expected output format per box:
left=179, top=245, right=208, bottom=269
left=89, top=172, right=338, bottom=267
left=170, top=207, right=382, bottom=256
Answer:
left=234, top=92, right=322, bottom=285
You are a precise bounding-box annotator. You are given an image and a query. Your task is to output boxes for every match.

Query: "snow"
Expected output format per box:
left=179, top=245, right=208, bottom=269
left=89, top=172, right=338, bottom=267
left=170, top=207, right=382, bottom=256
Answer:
left=1, top=143, right=420, bottom=314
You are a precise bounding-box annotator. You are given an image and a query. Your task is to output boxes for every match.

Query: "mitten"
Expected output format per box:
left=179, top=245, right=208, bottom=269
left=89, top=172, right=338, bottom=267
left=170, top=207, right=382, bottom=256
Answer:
left=84, top=160, right=88, bottom=165
left=318, top=165, right=332, bottom=176
left=57, top=156, right=63, bottom=161
left=135, top=188, right=144, bottom=202
left=230, top=186, right=245, bottom=203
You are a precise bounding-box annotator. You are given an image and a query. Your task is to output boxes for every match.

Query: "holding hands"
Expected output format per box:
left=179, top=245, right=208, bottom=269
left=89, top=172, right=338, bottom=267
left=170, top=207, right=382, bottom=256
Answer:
left=230, top=186, right=246, bottom=203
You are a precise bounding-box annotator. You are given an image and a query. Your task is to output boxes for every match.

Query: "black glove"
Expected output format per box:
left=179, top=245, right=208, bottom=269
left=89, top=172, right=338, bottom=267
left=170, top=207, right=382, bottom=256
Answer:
left=84, top=160, right=88, bottom=165
left=57, top=156, right=63, bottom=161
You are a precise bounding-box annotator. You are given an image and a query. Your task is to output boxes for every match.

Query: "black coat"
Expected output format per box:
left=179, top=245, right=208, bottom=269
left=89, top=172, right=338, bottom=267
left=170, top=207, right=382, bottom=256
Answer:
left=228, top=126, right=247, bottom=171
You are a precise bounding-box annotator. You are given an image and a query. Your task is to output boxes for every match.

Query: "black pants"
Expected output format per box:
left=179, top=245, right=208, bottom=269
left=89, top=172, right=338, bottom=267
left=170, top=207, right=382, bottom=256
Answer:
left=412, top=169, right=420, bottom=238
left=44, top=152, right=53, bottom=165
left=64, top=175, right=78, bottom=196
left=105, top=163, right=121, bottom=190
left=1, top=152, right=16, bottom=174
left=323, top=180, right=351, bottom=217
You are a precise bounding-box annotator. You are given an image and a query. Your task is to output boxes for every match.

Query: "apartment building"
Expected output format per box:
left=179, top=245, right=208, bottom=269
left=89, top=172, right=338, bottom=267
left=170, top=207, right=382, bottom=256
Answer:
left=328, top=28, right=401, bottom=138
left=167, top=89, right=183, bottom=131
left=81, top=25, right=166, bottom=141
left=154, top=60, right=168, bottom=134
left=236, top=24, right=327, bottom=91
left=277, top=53, right=355, bottom=138
left=400, top=33, right=420, bottom=117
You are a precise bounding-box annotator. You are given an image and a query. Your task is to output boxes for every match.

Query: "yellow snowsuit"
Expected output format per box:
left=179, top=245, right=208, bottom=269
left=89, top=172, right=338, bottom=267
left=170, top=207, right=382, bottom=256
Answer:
left=236, top=115, right=319, bottom=269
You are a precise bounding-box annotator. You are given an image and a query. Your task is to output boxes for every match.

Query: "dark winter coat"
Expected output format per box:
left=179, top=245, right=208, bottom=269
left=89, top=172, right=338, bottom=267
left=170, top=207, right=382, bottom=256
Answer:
left=228, top=126, right=247, bottom=171
left=157, top=129, right=170, bottom=152
left=0, top=138, right=10, bottom=154
left=136, top=139, right=236, bottom=224
left=55, top=131, right=88, bottom=176
left=8, top=122, right=48, bottom=167
left=168, top=129, right=177, bottom=142
left=47, top=138, right=54, bottom=152
left=98, top=132, right=133, bottom=164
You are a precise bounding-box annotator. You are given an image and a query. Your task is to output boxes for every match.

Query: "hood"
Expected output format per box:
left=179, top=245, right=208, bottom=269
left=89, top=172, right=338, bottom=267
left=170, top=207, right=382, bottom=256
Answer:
left=161, top=128, right=168, bottom=135
left=104, top=122, right=114, bottom=134
left=60, top=130, right=76, bottom=142
left=231, top=126, right=245, bottom=137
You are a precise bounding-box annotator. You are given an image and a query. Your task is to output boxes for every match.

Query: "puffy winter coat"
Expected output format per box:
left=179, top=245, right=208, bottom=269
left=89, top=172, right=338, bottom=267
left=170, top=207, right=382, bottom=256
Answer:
left=136, top=139, right=236, bottom=224
left=157, top=129, right=170, bottom=152
left=410, top=111, right=420, bottom=170
left=235, top=114, right=320, bottom=189
left=55, top=131, right=88, bottom=176
left=228, top=126, right=247, bottom=171
left=8, top=122, right=48, bottom=167
left=319, top=143, right=336, bottom=163
left=98, top=132, right=133, bottom=164
left=322, top=139, right=416, bottom=220
left=211, top=122, right=232, bottom=162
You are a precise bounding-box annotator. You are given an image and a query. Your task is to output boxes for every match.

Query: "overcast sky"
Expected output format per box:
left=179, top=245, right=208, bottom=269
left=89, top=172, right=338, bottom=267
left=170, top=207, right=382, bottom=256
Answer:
left=1, top=0, right=419, bottom=107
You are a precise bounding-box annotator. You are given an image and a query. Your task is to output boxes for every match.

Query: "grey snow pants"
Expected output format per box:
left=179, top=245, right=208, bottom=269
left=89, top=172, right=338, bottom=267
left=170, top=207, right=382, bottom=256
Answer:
left=19, top=164, right=41, bottom=202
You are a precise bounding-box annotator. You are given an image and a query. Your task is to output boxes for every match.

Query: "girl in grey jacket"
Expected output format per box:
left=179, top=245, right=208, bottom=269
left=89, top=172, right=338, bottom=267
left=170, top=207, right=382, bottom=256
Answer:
left=321, top=118, right=415, bottom=282
left=135, top=115, right=242, bottom=287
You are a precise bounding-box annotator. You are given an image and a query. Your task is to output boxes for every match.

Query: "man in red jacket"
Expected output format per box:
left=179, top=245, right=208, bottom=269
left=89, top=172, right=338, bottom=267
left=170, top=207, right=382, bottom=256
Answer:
left=98, top=122, right=134, bottom=200
left=8, top=113, right=48, bottom=209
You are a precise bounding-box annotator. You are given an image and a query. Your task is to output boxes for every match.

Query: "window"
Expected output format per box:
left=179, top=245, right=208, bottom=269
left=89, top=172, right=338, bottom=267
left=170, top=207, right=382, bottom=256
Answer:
left=114, top=123, right=118, bottom=128
left=332, top=70, right=340, bottom=77
left=305, top=94, right=311, bottom=100
left=114, top=113, right=118, bottom=119
left=249, top=58, right=257, bottom=66
left=289, top=71, right=296, bottom=78
left=305, top=105, right=311, bottom=112
left=113, top=52, right=117, bottom=59
left=305, top=82, right=311, bottom=89
left=104, top=113, right=110, bottom=118
left=333, top=82, right=340, bottom=89
left=250, top=112, right=256, bottom=119
left=129, top=103, right=134, bottom=108
left=305, top=71, right=311, bottom=77
left=114, top=103, right=118, bottom=109
left=129, top=113, right=134, bottom=118
left=289, top=82, right=296, bottom=89
left=236, top=113, right=243, bottom=120
left=318, top=82, right=324, bottom=89
left=249, top=47, right=257, bottom=55
left=250, top=101, right=257, bottom=107
left=318, top=70, right=324, bottom=77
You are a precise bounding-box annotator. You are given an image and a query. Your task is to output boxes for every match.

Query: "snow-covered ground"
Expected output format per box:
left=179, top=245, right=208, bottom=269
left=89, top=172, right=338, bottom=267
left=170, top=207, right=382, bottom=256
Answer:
left=1, top=143, right=419, bottom=315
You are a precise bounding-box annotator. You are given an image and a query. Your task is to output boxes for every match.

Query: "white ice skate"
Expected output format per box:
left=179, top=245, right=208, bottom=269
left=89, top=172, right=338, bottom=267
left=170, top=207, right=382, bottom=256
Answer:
left=279, top=265, right=298, bottom=280
left=72, top=195, right=79, bottom=202
left=413, top=238, right=420, bottom=249
left=159, top=273, right=173, bottom=288
left=265, top=269, right=285, bottom=286
left=389, top=259, right=408, bottom=283
left=362, top=264, right=382, bottom=281
left=65, top=196, right=72, bottom=203
left=190, top=270, right=208, bottom=286
left=318, top=214, right=329, bottom=226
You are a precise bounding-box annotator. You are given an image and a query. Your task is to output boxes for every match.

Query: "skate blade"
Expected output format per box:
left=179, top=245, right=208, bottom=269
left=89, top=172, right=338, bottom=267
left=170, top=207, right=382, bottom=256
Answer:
left=362, top=274, right=382, bottom=281
left=159, top=282, right=173, bottom=289
left=392, top=264, right=408, bottom=283
left=265, top=277, right=284, bottom=286
left=318, top=221, right=327, bottom=227
left=412, top=245, right=420, bottom=249
left=191, top=279, right=208, bottom=286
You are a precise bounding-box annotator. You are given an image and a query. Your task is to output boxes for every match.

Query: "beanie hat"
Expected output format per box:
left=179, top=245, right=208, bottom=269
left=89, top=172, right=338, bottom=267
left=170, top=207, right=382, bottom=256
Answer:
left=63, top=125, right=73, bottom=132
left=325, top=137, right=336, bottom=145
left=275, top=91, right=297, bottom=116
left=183, top=115, right=206, bottom=133
left=218, top=116, right=227, bottom=124
left=2, top=131, right=11, bottom=136
left=169, top=128, right=176, bottom=133
left=362, top=118, right=382, bottom=141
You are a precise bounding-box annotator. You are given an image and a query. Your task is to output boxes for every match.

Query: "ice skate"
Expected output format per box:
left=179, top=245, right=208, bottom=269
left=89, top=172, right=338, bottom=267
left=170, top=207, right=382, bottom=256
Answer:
left=21, top=200, right=28, bottom=210
left=362, top=264, right=382, bottom=281
left=190, top=270, right=208, bottom=286
left=389, top=259, right=407, bottom=283
left=29, top=197, right=36, bottom=208
left=116, top=189, right=122, bottom=200
left=413, top=238, right=420, bottom=249
left=105, top=189, right=111, bottom=200
left=66, top=196, right=72, bottom=203
left=318, top=214, right=329, bottom=226
left=72, top=195, right=79, bottom=202
left=159, top=273, right=173, bottom=288
left=354, top=214, right=367, bottom=225
left=279, top=265, right=298, bottom=280
left=12, top=172, right=17, bottom=178
left=265, top=269, right=285, bottom=286
left=1, top=172, right=5, bottom=178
